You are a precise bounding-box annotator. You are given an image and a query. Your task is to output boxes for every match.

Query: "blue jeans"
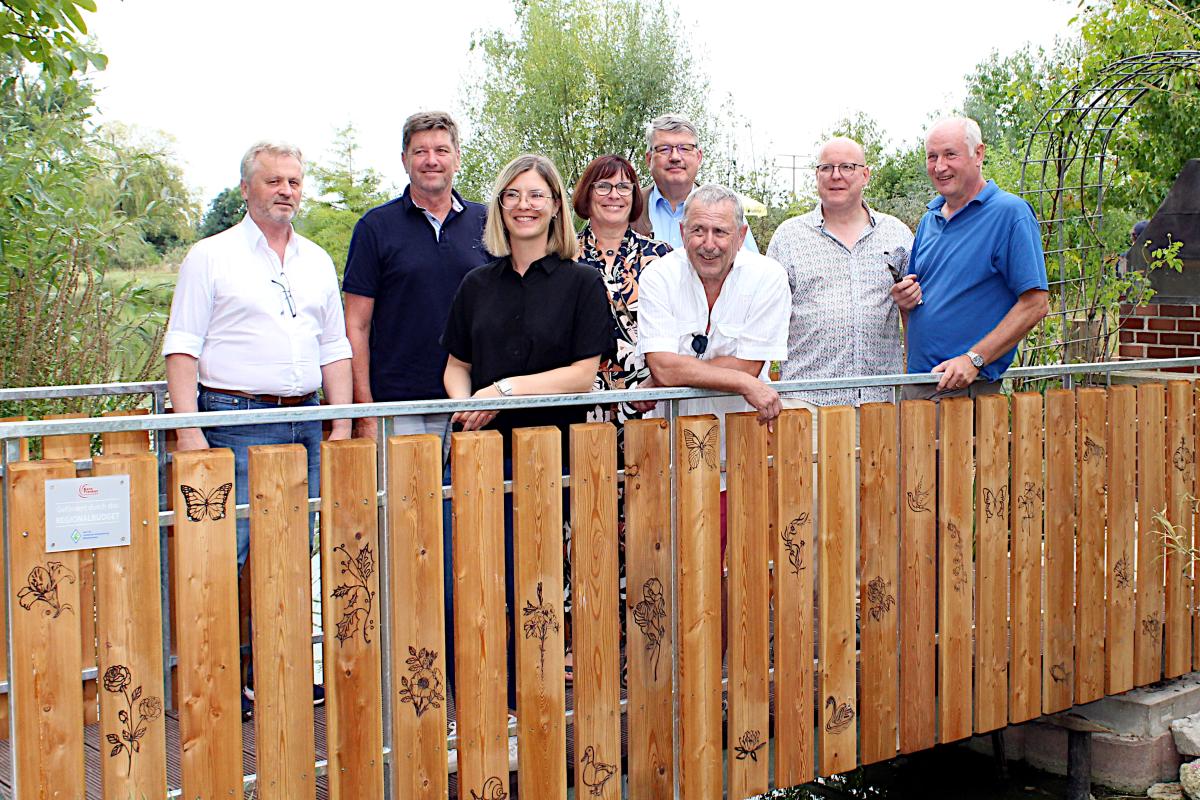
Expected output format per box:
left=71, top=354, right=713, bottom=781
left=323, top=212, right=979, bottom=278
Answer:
left=197, top=388, right=321, bottom=569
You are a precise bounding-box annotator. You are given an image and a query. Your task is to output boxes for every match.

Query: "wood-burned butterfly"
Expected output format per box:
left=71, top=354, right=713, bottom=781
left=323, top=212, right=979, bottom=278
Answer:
left=179, top=483, right=233, bottom=522
left=683, top=424, right=719, bottom=471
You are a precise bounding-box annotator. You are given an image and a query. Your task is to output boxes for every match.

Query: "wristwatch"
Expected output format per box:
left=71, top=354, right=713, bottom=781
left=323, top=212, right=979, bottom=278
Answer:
left=495, top=378, right=514, bottom=397
left=966, top=351, right=985, bottom=369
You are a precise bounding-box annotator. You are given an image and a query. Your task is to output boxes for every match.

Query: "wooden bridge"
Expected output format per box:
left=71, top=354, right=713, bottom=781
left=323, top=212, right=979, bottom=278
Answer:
left=0, top=371, right=1196, bottom=798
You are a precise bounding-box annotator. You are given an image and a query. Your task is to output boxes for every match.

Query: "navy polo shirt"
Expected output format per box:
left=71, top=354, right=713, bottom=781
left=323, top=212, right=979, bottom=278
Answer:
left=905, top=180, right=1048, bottom=382
left=342, top=187, right=489, bottom=401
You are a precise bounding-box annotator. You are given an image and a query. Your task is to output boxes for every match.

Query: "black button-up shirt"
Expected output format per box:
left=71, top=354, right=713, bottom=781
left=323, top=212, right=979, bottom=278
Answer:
left=441, top=253, right=615, bottom=460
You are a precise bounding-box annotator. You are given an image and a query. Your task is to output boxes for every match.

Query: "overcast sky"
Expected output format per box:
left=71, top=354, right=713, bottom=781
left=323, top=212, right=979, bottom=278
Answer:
left=85, top=0, right=1078, bottom=206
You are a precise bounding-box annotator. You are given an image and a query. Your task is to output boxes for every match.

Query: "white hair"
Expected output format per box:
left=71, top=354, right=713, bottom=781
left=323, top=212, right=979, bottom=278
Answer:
left=927, top=117, right=983, bottom=152
left=683, top=183, right=745, bottom=227
left=646, top=113, right=700, bottom=150
left=240, top=140, right=304, bottom=182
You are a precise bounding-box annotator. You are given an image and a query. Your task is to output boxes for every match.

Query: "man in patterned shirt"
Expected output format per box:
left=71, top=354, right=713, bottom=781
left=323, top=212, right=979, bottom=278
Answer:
left=768, top=137, right=921, bottom=418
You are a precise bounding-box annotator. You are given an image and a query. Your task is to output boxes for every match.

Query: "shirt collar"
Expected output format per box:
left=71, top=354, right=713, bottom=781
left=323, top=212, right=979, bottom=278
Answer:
left=649, top=183, right=687, bottom=215
left=402, top=186, right=465, bottom=215
left=496, top=253, right=562, bottom=276
left=240, top=214, right=299, bottom=259
left=803, top=201, right=878, bottom=230
left=926, top=178, right=999, bottom=212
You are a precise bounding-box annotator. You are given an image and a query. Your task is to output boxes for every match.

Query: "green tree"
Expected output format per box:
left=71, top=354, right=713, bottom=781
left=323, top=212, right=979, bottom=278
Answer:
left=457, top=0, right=710, bottom=201
left=296, top=125, right=391, bottom=271
left=0, top=0, right=106, bottom=76
left=197, top=186, right=245, bottom=239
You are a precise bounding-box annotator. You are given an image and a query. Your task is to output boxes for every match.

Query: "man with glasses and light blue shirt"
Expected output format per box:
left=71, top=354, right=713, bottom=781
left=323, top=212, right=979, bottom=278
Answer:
left=633, top=113, right=759, bottom=253
left=163, top=140, right=352, bottom=715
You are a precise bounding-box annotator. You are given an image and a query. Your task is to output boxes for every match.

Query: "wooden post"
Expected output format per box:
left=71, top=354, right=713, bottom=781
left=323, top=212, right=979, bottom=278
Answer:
left=172, top=448, right=243, bottom=800
left=1044, top=389, right=1076, bottom=714
left=1010, top=393, right=1044, bottom=723
left=43, top=413, right=99, bottom=728
left=726, top=413, right=769, bottom=797
left=771, top=409, right=814, bottom=785
left=859, top=402, right=899, bottom=762
left=248, top=444, right=316, bottom=799
left=974, top=394, right=1009, bottom=732
left=1135, top=384, right=1166, bottom=686
left=7, top=460, right=85, bottom=799
left=1107, top=386, right=1136, bottom=693
left=899, top=400, right=937, bottom=752
left=387, top=434, right=449, bottom=800
left=623, top=418, right=673, bottom=799
left=1075, top=389, right=1107, bottom=703
left=100, top=409, right=151, bottom=454
left=570, top=423, right=621, bottom=800
left=92, top=453, right=167, bottom=799
left=512, top=427, right=567, bottom=799
left=675, top=415, right=722, bottom=800
left=817, top=405, right=856, bottom=776
left=320, top=439, right=384, bottom=798
left=938, top=398, right=973, bottom=743
left=450, top=431, right=509, bottom=800
left=1165, top=380, right=1194, bottom=678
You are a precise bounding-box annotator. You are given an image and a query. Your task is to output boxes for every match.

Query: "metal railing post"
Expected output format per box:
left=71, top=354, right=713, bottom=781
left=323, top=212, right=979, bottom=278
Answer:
left=667, top=399, right=681, bottom=800
left=377, top=415, right=393, bottom=797
left=2, top=437, right=19, bottom=798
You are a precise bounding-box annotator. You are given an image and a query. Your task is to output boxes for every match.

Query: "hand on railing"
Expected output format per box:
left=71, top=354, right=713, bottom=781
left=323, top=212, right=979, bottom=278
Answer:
left=353, top=417, right=378, bottom=441
left=739, top=374, right=781, bottom=431
left=629, top=374, right=659, bottom=414
left=175, top=428, right=209, bottom=452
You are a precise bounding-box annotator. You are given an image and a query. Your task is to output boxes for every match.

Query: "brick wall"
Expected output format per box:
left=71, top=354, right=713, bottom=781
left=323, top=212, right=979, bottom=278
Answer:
left=1118, top=303, right=1200, bottom=372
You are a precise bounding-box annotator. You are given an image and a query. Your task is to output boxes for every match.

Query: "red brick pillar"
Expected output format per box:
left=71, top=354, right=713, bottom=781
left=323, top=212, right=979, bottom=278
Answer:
left=1119, top=303, right=1200, bottom=373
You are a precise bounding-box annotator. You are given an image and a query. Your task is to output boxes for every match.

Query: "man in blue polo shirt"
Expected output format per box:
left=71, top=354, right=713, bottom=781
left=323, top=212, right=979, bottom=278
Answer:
left=343, top=110, right=489, bottom=440
left=901, top=117, right=1049, bottom=401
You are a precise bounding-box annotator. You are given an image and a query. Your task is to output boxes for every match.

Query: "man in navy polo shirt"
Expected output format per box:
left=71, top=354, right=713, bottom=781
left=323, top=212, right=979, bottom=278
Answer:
left=901, top=117, right=1049, bottom=401
left=343, top=111, right=489, bottom=440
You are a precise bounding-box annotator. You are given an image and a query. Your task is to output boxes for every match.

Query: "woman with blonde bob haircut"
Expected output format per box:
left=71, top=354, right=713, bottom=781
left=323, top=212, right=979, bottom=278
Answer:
left=441, top=153, right=613, bottom=709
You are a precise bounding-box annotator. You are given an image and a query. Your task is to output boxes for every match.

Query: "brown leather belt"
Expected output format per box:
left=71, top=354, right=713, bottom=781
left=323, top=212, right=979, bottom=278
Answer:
left=200, top=386, right=317, bottom=407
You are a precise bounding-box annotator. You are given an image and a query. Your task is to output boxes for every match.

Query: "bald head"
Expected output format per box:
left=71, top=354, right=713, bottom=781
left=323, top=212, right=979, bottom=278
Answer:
left=816, top=136, right=866, bottom=166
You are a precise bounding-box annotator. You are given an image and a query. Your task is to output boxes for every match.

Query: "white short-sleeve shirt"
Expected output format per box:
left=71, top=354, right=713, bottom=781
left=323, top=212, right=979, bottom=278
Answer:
left=162, top=216, right=352, bottom=396
left=637, top=248, right=791, bottom=450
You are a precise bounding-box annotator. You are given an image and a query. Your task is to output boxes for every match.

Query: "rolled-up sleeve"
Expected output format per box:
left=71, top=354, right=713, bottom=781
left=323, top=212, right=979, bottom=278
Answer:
left=318, top=273, right=353, bottom=365
left=734, top=263, right=791, bottom=362
left=162, top=246, right=211, bottom=358
left=635, top=262, right=679, bottom=355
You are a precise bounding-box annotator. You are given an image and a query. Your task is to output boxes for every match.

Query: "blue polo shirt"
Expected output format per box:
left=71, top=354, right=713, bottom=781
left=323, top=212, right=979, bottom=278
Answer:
left=343, top=187, right=489, bottom=401
left=905, top=180, right=1048, bottom=382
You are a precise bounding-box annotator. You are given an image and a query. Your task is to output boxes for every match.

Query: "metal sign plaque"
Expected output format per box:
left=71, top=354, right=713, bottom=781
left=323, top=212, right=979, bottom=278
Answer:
left=44, top=474, right=132, bottom=552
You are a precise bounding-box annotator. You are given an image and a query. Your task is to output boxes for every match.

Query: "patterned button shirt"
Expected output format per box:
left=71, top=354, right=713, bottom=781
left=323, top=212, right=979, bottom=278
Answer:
left=578, top=224, right=671, bottom=428
left=767, top=205, right=914, bottom=407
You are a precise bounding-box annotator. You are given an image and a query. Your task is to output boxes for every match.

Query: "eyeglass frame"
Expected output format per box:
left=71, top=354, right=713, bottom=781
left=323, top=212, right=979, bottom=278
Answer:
left=498, top=188, right=556, bottom=210
left=814, top=162, right=866, bottom=176
left=270, top=272, right=297, bottom=318
left=592, top=180, right=635, bottom=197
left=651, top=143, right=700, bottom=158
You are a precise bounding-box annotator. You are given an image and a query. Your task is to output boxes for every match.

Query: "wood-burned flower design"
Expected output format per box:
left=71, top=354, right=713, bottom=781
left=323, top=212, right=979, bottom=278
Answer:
left=331, top=542, right=375, bottom=645
left=866, top=576, right=895, bottom=622
left=102, top=664, right=161, bottom=775
left=780, top=513, right=809, bottom=574
left=947, top=521, right=968, bottom=593
left=632, top=577, right=666, bottom=681
left=1017, top=481, right=1043, bottom=522
left=17, top=561, right=75, bottom=618
left=398, top=646, right=444, bottom=717
left=1114, top=554, right=1132, bottom=589
left=734, top=729, right=766, bottom=762
left=522, top=581, right=559, bottom=676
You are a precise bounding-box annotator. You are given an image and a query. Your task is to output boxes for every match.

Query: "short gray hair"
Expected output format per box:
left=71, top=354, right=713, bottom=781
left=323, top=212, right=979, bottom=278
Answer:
left=683, top=183, right=744, bottom=228
left=240, top=140, right=304, bottom=182
left=646, top=113, right=699, bottom=150
left=927, top=117, right=983, bottom=152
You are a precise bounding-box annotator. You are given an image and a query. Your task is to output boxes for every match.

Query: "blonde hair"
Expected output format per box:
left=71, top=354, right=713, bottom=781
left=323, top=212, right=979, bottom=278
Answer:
left=483, top=154, right=580, bottom=260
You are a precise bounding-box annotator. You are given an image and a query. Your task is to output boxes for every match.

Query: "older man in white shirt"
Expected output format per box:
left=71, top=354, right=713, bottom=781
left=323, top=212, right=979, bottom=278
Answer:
left=164, top=140, right=352, bottom=565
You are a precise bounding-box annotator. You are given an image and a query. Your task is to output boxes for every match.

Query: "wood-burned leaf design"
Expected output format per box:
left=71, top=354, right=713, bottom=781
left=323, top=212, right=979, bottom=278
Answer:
left=906, top=476, right=931, bottom=513
left=632, top=577, right=666, bottom=681
left=580, top=746, right=617, bottom=796
left=398, top=645, right=444, bottom=717
left=17, top=561, right=75, bottom=618
left=101, top=664, right=161, bottom=775
left=1114, top=554, right=1132, bottom=589
left=1142, top=615, right=1161, bottom=645
left=947, top=521, right=968, bottom=593
left=825, top=696, right=855, bottom=734
left=683, top=425, right=719, bottom=472
left=521, top=581, right=559, bottom=676
left=780, top=513, right=809, bottom=574
left=866, top=576, right=895, bottom=622
left=734, top=729, right=766, bottom=761
left=332, top=542, right=375, bottom=645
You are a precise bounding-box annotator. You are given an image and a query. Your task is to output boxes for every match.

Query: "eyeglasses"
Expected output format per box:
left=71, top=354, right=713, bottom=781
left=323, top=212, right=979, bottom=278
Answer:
left=690, top=333, right=708, bottom=356
left=498, top=189, right=554, bottom=210
left=593, top=180, right=635, bottom=197
left=271, top=272, right=297, bottom=318
left=652, top=143, right=698, bottom=157
left=815, top=162, right=866, bottom=176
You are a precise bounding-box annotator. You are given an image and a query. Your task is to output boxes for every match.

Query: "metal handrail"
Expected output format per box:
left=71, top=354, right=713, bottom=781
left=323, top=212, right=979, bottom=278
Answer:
left=2, top=357, right=1198, bottom=440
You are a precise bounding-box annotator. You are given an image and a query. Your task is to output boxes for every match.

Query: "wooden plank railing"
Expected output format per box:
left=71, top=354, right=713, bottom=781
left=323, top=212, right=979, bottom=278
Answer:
left=1, top=380, right=1198, bottom=799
